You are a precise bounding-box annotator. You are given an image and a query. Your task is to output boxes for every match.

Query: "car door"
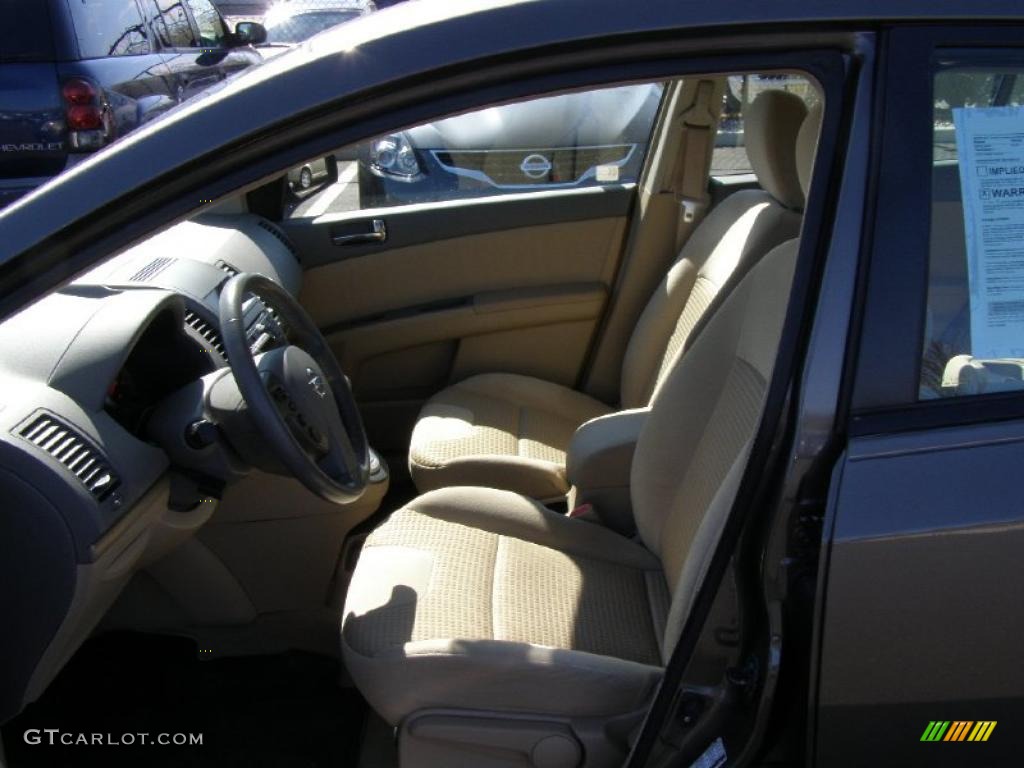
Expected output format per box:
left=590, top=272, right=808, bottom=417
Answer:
left=140, top=0, right=200, bottom=103
left=814, top=26, right=1024, bottom=768
left=278, top=82, right=666, bottom=455
left=182, top=0, right=260, bottom=80
left=143, top=0, right=255, bottom=105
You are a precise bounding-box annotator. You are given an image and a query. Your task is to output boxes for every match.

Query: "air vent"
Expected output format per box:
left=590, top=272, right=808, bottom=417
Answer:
left=19, top=413, right=120, bottom=501
left=256, top=219, right=300, bottom=262
left=130, top=256, right=173, bottom=282
left=215, top=260, right=239, bottom=277
left=184, top=310, right=226, bottom=359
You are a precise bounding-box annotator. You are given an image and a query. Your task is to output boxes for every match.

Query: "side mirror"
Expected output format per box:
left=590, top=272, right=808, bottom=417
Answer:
left=234, top=21, right=267, bottom=46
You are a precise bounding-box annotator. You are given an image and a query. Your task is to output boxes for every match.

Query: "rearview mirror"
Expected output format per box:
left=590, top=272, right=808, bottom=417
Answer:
left=234, top=21, right=267, bottom=46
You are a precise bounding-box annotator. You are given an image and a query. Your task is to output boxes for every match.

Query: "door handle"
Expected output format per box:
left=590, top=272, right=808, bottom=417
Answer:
left=332, top=219, right=387, bottom=246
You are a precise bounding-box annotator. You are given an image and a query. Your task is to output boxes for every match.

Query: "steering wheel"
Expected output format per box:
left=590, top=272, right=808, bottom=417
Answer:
left=218, top=272, right=369, bottom=504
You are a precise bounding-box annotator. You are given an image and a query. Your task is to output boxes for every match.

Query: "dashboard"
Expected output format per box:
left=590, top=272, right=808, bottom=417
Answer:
left=0, top=212, right=302, bottom=722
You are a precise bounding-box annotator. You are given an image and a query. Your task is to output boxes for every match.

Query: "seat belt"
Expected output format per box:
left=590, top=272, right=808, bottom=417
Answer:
left=671, top=79, right=718, bottom=252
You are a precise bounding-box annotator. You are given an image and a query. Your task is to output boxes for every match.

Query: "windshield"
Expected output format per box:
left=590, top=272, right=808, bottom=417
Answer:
left=264, top=10, right=361, bottom=44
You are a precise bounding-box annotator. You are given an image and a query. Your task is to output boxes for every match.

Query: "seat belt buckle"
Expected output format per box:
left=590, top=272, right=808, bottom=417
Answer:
left=568, top=502, right=594, bottom=520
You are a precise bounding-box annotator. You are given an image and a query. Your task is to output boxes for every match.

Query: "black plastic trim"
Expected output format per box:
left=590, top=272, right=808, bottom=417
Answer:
left=321, top=296, right=472, bottom=336
left=851, top=392, right=1024, bottom=437
left=285, top=184, right=636, bottom=269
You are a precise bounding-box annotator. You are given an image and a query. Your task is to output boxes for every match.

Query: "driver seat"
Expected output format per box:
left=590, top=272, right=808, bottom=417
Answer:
left=342, top=106, right=821, bottom=767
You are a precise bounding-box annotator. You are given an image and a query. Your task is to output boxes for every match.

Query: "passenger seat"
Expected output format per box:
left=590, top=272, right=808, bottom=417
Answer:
left=408, top=90, right=809, bottom=500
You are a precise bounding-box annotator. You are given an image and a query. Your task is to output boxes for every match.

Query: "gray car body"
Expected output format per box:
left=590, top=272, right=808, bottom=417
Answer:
left=1, top=1, right=1024, bottom=765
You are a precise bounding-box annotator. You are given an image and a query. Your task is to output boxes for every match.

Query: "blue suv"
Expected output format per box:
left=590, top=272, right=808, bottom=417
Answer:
left=0, top=0, right=265, bottom=208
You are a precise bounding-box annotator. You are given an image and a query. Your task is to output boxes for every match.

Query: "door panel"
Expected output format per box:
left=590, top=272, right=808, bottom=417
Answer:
left=296, top=216, right=622, bottom=328
left=815, top=421, right=1024, bottom=767
left=335, top=283, right=607, bottom=397
left=288, top=188, right=631, bottom=454
left=302, top=224, right=619, bottom=388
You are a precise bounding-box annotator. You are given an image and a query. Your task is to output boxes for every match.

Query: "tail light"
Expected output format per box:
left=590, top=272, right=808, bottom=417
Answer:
left=66, top=105, right=103, bottom=131
left=61, top=77, right=111, bottom=151
left=62, top=78, right=96, bottom=105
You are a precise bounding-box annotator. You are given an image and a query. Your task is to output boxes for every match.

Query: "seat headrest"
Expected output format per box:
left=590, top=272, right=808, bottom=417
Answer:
left=744, top=90, right=808, bottom=210
left=796, top=101, right=823, bottom=200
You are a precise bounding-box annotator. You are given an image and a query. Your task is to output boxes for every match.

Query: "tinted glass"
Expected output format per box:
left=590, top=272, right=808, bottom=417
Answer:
left=710, top=74, right=819, bottom=176
left=0, top=0, right=54, bottom=62
left=67, top=0, right=151, bottom=58
left=921, top=70, right=1024, bottom=398
left=185, top=0, right=226, bottom=46
left=146, top=0, right=196, bottom=48
left=265, top=11, right=361, bottom=44
left=288, top=82, right=664, bottom=218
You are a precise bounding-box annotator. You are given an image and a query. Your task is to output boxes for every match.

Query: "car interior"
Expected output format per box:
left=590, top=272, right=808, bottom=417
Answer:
left=0, top=71, right=824, bottom=767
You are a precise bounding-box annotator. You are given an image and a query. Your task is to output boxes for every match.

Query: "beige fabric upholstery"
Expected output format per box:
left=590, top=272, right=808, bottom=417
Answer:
left=345, top=240, right=798, bottom=727
left=633, top=239, right=798, bottom=657
left=409, top=374, right=611, bottom=499
left=408, top=90, right=807, bottom=498
left=343, top=487, right=667, bottom=724
left=744, top=90, right=808, bottom=210
left=343, top=105, right=818, bottom=741
left=619, top=189, right=801, bottom=407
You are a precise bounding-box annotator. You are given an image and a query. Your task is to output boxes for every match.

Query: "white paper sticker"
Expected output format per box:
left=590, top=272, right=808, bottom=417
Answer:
left=954, top=106, right=1024, bottom=359
left=595, top=164, right=620, bottom=182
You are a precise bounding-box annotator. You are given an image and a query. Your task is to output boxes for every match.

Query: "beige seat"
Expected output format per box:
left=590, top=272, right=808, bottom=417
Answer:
left=341, top=105, right=821, bottom=767
left=409, top=90, right=809, bottom=500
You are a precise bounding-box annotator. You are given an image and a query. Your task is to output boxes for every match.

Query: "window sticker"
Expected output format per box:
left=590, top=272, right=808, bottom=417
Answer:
left=954, top=106, right=1024, bottom=359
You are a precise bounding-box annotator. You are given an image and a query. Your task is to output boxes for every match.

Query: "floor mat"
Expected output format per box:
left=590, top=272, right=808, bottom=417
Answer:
left=3, top=632, right=366, bottom=767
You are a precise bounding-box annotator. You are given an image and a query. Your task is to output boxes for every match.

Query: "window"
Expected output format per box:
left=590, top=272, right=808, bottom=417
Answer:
left=710, top=74, right=819, bottom=176
left=264, top=9, right=362, bottom=45
left=921, top=70, right=1024, bottom=399
left=185, top=0, right=226, bottom=47
left=67, top=0, right=150, bottom=59
left=0, top=0, right=54, bottom=63
left=146, top=0, right=195, bottom=48
left=287, top=82, right=665, bottom=218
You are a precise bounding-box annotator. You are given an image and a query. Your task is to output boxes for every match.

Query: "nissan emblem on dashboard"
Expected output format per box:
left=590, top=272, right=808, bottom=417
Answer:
left=306, top=368, right=327, bottom=398
left=519, top=153, right=552, bottom=179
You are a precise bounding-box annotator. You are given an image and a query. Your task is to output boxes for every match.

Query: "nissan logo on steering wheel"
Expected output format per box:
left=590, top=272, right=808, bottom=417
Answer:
left=306, top=367, right=327, bottom=399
